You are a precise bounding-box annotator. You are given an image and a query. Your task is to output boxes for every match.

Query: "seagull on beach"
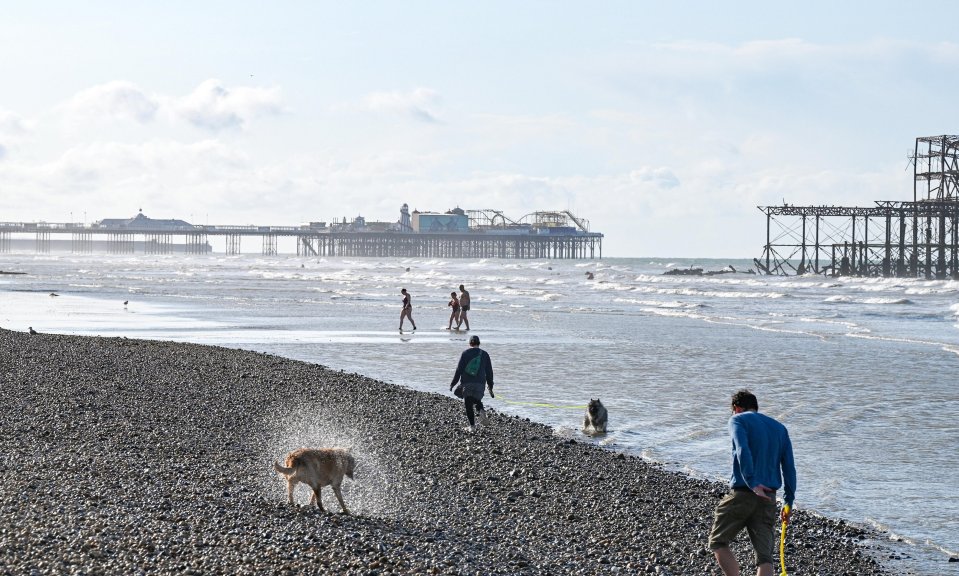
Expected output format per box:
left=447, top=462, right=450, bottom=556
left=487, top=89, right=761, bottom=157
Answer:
left=124, top=300, right=129, bottom=306
left=49, top=292, right=59, bottom=297
left=28, top=326, right=37, bottom=335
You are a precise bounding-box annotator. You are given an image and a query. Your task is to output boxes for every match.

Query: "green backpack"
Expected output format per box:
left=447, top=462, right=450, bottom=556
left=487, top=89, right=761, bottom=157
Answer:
left=465, top=353, right=482, bottom=376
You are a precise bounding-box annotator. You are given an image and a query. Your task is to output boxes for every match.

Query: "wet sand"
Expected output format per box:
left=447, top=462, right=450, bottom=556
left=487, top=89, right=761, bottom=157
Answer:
left=0, top=328, right=889, bottom=575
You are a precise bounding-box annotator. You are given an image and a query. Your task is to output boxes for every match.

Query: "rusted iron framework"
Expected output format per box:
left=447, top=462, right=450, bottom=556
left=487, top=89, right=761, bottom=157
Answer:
left=757, top=135, right=959, bottom=278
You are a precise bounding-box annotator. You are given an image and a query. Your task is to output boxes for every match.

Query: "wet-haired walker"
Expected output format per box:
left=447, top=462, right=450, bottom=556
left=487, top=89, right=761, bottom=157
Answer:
left=399, top=288, right=417, bottom=331
left=447, top=291, right=461, bottom=329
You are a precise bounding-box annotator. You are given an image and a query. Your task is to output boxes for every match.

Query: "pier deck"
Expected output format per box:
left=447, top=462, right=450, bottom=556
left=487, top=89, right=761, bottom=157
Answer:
left=0, top=222, right=603, bottom=259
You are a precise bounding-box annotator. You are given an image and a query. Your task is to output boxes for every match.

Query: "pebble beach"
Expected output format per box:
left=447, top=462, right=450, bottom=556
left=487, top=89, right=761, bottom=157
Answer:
left=0, top=328, right=891, bottom=575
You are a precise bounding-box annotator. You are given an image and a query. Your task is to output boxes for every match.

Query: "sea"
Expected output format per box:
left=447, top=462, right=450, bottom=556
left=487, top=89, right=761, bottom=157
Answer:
left=1, top=253, right=957, bottom=574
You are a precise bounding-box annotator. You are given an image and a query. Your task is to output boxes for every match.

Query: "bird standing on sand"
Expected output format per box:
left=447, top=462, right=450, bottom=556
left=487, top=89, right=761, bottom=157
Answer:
left=28, top=327, right=37, bottom=335
left=124, top=300, right=129, bottom=306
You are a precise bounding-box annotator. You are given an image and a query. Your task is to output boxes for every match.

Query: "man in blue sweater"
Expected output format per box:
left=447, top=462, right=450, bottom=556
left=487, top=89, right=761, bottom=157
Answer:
left=709, top=389, right=796, bottom=576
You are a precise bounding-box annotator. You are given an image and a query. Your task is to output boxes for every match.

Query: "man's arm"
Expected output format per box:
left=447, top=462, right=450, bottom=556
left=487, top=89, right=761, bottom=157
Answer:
left=730, top=417, right=756, bottom=488
left=450, top=353, right=465, bottom=389
left=483, top=352, right=493, bottom=385
left=781, top=430, right=797, bottom=507
left=483, top=351, right=494, bottom=396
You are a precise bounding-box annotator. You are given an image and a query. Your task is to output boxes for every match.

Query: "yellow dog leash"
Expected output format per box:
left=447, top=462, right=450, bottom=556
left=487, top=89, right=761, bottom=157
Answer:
left=492, top=392, right=586, bottom=410
left=780, top=504, right=792, bottom=576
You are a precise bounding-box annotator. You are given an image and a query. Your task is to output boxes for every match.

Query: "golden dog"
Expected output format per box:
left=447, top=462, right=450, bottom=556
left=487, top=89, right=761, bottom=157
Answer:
left=273, top=447, right=356, bottom=514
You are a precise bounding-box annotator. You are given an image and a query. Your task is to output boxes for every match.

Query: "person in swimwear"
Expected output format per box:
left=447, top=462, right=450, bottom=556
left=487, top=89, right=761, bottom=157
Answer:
left=399, top=288, right=417, bottom=331
left=457, top=284, right=471, bottom=330
left=447, top=291, right=461, bottom=330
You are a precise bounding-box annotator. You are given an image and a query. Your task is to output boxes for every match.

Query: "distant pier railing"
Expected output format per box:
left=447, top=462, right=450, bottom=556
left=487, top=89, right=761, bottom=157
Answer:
left=0, top=222, right=603, bottom=259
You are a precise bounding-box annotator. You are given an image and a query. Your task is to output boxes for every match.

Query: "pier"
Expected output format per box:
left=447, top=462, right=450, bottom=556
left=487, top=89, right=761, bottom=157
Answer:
left=757, top=134, right=959, bottom=278
left=0, top=206, right=603, bottom=259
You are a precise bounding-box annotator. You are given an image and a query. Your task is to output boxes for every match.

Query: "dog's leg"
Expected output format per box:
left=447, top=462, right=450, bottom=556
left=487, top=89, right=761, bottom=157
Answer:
left=312, top=487, right=325, bottom=511
left=286, top=479, right=295, bottom=505
left=332, top=484, right=350, bottom=515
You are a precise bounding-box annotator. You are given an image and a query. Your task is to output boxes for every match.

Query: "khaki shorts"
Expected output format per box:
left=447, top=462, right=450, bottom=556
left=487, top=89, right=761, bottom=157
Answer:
left=708, top=489, right=778, bottom=566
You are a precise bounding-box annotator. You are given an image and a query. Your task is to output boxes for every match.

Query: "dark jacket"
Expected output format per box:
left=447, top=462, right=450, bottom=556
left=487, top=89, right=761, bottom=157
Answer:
left=450, top=347, right=493, bottom=399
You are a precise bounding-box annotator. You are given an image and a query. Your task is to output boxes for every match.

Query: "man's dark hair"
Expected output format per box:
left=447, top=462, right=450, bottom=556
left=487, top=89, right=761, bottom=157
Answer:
left=731, top=389, right=759, bottom=411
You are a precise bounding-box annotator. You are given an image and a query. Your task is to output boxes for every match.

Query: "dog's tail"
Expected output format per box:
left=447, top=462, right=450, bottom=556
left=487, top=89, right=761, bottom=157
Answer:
left=273, top=461, right=295, bottom=476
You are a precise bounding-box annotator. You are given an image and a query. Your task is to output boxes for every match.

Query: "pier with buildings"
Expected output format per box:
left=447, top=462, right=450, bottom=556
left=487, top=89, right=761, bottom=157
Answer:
left=0, top=204, right=603, bottom=259
left=757, top=134, right=959, bottom=278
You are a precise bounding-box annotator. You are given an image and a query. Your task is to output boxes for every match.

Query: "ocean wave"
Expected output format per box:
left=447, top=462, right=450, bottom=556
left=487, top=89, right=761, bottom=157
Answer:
left=861, top=297, right=912, bottom=305
left=657, top=301, right=707, bottom=309
left=823, top=295, right=911, bottom=305
left=494, top=287, right=547, bottom=297
left=905, top=285, right=959, bottom=295
left=613, top=297, right=704, bottom=309
left=825, top=295, right=853, bottom=303
left=798, top=317, right=862, bottom=331
left=654, top=287, right=787, bottom=299
left=590, top=282, right=633, bottom=292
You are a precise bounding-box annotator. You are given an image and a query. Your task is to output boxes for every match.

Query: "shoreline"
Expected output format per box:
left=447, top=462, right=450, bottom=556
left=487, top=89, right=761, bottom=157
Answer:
left=0, top=329, right=891, bottom=574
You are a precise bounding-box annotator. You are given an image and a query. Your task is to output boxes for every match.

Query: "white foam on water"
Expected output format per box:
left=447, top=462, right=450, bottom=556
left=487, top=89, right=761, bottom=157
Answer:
left=861, top=297, right=913, bottom=305
left=825, top=295, right=853, bottom=303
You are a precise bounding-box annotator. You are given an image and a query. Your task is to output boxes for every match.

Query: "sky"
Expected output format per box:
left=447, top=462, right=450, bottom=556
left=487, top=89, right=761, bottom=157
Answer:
left=1, top=1, right=958, bottom=257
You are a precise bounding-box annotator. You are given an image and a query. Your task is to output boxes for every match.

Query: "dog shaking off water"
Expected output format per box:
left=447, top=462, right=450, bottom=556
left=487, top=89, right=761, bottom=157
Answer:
left=583, top=398, right=608, bottom=434
left=273, top=448, right=356, bottom=514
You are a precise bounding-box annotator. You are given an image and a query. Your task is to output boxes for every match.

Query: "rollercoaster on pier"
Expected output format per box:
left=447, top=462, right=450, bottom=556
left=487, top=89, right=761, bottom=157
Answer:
left=0, top=205, right=603, bottom=260
left=757, top=134, right=959, bottom=278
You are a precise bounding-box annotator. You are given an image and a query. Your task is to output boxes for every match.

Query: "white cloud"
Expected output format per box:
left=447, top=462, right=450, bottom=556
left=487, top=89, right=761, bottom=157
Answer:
left=0, top=138, right=252, bottom=215
left=0, top=108, right=30, bottom=160
left=362, top=88, right=442, bottom=123
left=2, top=34, right=953, bottom=257
left=61, top=81, right=159, bottom=123
left=174, top=79, right=283, bottom=131
left=0, top=109, right=28, bottom=136
left=630, top=167, right=680, bottom=189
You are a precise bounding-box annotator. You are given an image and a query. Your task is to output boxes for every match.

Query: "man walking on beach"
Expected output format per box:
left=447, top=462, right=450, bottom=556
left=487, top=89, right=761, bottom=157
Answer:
left=449, top=334, right=493, bottom=432
left=457, top=284, right=471, bottom=330
left=709, top=389, right=796, bottom=576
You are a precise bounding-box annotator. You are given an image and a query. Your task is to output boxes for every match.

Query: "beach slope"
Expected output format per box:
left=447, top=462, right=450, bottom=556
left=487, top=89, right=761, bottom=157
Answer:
left=0, top=329, right=887, bottom=575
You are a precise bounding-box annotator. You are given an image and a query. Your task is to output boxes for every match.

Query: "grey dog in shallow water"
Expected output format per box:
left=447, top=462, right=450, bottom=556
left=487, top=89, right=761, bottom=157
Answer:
left=583, top=398, right=608, bottom=434
left=273, top=447, right=356, bottom=514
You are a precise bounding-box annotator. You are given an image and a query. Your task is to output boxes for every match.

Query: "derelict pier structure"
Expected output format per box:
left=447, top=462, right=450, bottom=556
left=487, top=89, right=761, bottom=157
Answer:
left=757, top=135, right=959, bottom=278
left=0, top=206, right=603, bottom=259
